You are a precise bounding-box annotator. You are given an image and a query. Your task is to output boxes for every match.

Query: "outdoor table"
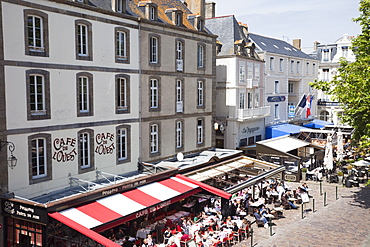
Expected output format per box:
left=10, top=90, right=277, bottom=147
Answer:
left=288, top=198, right=297, bottom=201
left=264, top=214, right=274, bottom=218
left=250, top=201, right=264, bottom=207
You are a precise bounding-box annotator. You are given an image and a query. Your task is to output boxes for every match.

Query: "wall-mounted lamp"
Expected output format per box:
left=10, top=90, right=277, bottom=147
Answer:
left=0, top=140, right=17, bottom=169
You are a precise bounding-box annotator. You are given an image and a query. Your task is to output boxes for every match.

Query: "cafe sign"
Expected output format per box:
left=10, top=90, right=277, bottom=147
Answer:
left=2, top=201, right=48, bottom=224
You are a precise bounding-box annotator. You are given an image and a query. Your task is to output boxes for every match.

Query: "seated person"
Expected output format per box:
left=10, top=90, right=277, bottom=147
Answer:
left=259, top=205, right=270, bottom=216
left=281, top=192, right=298, bottom=209
left=253, top=208, right=268, bottom=228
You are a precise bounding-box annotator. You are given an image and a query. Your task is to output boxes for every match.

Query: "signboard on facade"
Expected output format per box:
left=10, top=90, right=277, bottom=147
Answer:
left=288, top=105, right=295, bottom=118
left=2, top=200, right=48, bottom=224
left=267, top=96, right=286, bottom=102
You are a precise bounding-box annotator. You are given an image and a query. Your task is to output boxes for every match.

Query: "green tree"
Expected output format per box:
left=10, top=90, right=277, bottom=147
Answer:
left=310, top=0, right=370, bottom=154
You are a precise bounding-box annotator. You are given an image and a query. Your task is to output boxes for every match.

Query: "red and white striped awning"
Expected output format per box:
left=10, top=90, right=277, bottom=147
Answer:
left=49, top=175, right=231, bottom=246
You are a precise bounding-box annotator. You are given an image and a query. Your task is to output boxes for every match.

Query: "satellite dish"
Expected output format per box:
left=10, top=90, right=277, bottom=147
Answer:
left=177, top=152, right=184, bottom=162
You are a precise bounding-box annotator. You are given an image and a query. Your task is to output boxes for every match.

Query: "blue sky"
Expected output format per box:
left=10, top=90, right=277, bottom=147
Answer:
left=211, top=0, right=362, bottom=51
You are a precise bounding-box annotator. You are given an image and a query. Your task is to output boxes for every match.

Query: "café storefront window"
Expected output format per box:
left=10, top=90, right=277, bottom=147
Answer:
left=7, top=217, right=44, bottom=247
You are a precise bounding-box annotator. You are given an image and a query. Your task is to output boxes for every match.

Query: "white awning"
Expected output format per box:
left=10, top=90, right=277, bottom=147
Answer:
left=257, top=136, right=310, bottom=153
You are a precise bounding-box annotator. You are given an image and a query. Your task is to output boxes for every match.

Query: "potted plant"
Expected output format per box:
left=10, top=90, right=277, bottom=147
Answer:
left=347, top=164, right=353, bottom=175
left=301, top=168, right=308, bottom=181
left=337, top=171, right=344, bottom=184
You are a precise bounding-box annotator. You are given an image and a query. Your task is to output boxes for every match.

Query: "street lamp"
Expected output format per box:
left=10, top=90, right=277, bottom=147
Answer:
left=0, top=140, right=17, bottom=169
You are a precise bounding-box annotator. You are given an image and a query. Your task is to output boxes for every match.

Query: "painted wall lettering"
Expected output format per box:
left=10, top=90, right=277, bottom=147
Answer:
left=95, top=132, right=115, bottom=155
left=53, top=137, right=77, bottom=162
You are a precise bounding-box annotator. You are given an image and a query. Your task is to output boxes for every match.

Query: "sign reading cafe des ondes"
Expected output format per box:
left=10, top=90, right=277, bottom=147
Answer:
left=53, top=133, right=115, bottom=162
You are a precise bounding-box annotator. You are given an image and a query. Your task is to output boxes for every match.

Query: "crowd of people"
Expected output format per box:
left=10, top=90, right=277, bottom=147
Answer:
left=106, top=178, right=312, bottom=247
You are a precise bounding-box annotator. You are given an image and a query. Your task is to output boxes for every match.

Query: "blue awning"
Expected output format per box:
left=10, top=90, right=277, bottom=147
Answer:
left=303, top=119, right=334, bottom=129
left=266, top=123, right=310, bottom=139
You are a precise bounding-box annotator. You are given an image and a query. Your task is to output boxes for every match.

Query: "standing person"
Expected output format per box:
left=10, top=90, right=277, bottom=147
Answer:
left=122, top=236, right=134, bottom=247
left=163, top=227, right=172, bottom=245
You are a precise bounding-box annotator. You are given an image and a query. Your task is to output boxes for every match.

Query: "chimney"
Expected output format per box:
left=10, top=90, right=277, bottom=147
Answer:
left=292, top=39, right=301, bottom=50
left=205, top=2, right=215, bottom=18
left=314, top=41, right=320, bottom=51
left=184, top=0, right=205, bottom=17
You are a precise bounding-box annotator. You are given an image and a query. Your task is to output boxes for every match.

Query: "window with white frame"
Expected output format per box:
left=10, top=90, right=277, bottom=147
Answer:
left=176, top=40, right=184, bottom=71
left=247, top=92, right=252, bottom=109
left=197, top=44, right=204, bottom=68
left=75, top=20, right=92, bottom=60
left=239, top=65, right=245, bottom=82
left=24, top=10, right=49, bottom=57
left=269, top=57, right=274, bottom=71
left=116, top=0, right=124, bottom=13
left=176, top=79, right=183, bottom=113
left=116, top=31, right=126, bottom=59
left=290, top=60, right=294, bottom=72
left=27, top=15, right=44, bottom=51
left=247, top=64, right=253, bottom=79
left=197, top=119, right=203, bottom=144
left=117, top=77, right=127, bottom=110
left=175, top=12, right=182, bottom=26
left=77, top=24, right=88, bottom=56
left=296, top=61, right=300, bottom=73
left=150, top=124, right=159, bottom=153
left=150, top=78, right=158, bottom=109
left=176, top=121, right=182, bottom=148
left=313, top=63, right=316, bottom=74
left=279, top=58, right=284, bottom=72
left=197, top=80, right=204, bottom=107
left=254, top=65, right=260, bottom=80
left=254, top=91, right=259, bottom=108
left=288, top=83, right=294, bottom=93
left=31, top=137, right=47, bottom=179
left=323, top=49, right=329, bottom=61
left=342, top=46, right=348, bottom=58
left=78, top=76, right=89, bottom=113
left=117, top=128, right=127, bottom=160
left=239, top=92, right=245, bottom=109
left=274, top=81, right=279, bottom=94
left=306, top=62, right=309, bottom=74
left=149, top=6, right=156, bottom=20
left=150, top=36, right=159, bottom=64
left=274, top=104, right=279, bottom=119
left=29, top=74, right=45, bottom=113
left=79, top=132, right=91, bottom=169
left=323, top=69, right=329, bottom=82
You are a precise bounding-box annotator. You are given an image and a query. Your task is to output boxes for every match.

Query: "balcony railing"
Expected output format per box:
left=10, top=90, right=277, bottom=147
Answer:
left=237, top=106, right=270, bottom=119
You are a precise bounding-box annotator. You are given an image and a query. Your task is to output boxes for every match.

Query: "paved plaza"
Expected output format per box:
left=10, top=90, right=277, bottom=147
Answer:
left=236, top=180, right=370, bottom=247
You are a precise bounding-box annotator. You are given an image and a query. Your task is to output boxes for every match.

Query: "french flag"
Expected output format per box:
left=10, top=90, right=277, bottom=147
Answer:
left=306, top=95, right=312, bottom=118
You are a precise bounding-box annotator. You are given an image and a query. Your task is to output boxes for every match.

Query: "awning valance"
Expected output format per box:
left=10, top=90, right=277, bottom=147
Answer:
left=49, top=175, right=231, bottom=245
left=303, top=119, right=334, bottom=129
left=266, top=123, right=310, bottom=139
left=257, top=136, right=311, bottom=153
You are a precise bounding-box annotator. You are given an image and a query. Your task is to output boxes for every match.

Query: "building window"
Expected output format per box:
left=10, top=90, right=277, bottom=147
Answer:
left=78, top=129, right=94, bottom=173
left=288, top=83, right=294, bottom=93
left=117, top=125, right=131, bottom=163
left=150, top=78, right=159, bottom=110
left=75, top=20, right=92, bottom=61
left=279, top=58, right=284, bottom=72
left=197, top=118, right=204, bottom=145
left=29, top=133, right=52, bottom=184
left=176, top=120, right=183, bottom=149
left=239, top=92, right=245, bottom=109
left=175, top=12, right=182, bottom=26
left=323, top=69, right=330, bottom=82
left=115, top=27, right=130, bottom=63
left=247, top=64, right=253, bottom=80
left=24, top=10, right=49, bottom=57
left=274, top=81, right=279, bottom=94
left=26, top=70, right=50, bottom=121
left=196, top=17, right=204, bottom=31
left=247, top=92, right=252, bottom=109
left=254, top=65, right=260, bottom=80
left=254, top=91, right=259, bottom=108
left=76, top=72, right=93, bottom=117
left=248, top=136, right=255, bottom=145
left=320, top=111, right=330, bottom=121
left=150, top=6, right=156, bottom=20
left=323, top=49, right=329, bottom=61
left=176, top=40, right=184, bottom=71
left=149, top=35, right=160, bottom=65
left=269, top=57, right=274, bottom=71
left=150, top=124, right=159, bottom=154
left=197, top=80, right=204, bottom=108
left=256, top=135, right=262, bottom=142
left=239, top=65, right=245, bottom=82
left=290, top=60, right=294, bottom=73
left=176, top=79, right=183, bottom=113
left=116, top=74, right=130, bottom=114
left=306, top=62, right=309, bottom=74
left=274, top=104, right=279, bottom=119
left=313, top=63, right=316, bottom=74
left=296, top=61, right=300, bottom=73
left=342, top=46, right=349, bottom=58
left=115, top=0, right=125, bottom=13
left=197, top=44, right=205, bottom=69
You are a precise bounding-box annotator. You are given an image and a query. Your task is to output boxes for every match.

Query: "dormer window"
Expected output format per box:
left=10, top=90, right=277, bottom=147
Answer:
left=113, top=0, right=126, bottom=13
left=196, top=17, right=203, bottom=31
left=165, top=9, right=183, bottom=27
left=138, top=2, right=158, bottom=21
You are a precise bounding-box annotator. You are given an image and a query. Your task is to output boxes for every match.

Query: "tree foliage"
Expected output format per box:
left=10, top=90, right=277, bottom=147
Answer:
left=310, top=0, right=370, bottom=153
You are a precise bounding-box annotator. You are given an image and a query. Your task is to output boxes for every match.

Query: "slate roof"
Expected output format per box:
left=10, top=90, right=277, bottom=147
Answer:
left=89, top=0, right=201, bottom=31
left=249, top=33, right=315, bottom=60
left=205, top=15, right=244, bottom=56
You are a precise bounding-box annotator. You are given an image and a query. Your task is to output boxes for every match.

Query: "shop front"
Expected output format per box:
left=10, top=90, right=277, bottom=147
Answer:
left=1, top=170, right=231, bottom=246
